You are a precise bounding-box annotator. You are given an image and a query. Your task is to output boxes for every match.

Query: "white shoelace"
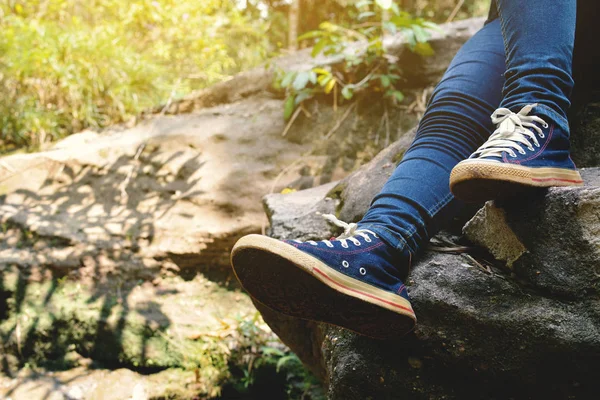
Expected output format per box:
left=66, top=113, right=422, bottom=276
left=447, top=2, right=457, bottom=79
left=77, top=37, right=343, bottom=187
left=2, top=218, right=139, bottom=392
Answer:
left=293, top=214, right=377, bottom=249
left=473, top=104, right=549, bottom=159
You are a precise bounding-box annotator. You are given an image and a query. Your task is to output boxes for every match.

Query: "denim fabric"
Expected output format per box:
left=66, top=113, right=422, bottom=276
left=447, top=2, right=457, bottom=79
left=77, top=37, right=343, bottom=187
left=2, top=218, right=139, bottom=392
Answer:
left=360, top=20, right=506, bottom=254
left=286, top=235, right=411, bottom=299
left=359, top=0, right=577, bottom=255
left=496, top=0, right=576, bottom=123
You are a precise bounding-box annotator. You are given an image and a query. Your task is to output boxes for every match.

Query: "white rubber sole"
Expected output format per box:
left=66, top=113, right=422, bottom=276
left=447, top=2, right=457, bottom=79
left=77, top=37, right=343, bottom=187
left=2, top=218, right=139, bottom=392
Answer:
left=450, top=160, right=583, bottom=203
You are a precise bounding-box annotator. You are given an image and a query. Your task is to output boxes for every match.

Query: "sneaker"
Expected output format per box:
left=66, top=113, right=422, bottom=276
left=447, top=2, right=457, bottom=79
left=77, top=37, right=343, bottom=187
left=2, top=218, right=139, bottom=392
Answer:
left=230, top=214, right=416, bottom=339
left=450, top=104, right=583, bottom=203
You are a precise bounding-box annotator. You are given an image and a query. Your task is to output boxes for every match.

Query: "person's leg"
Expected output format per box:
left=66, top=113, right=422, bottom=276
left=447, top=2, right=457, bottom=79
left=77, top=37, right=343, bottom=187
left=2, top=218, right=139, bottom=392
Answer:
left=497, top=0, right=575, bottom=119
left=359, top=19, right=506, bottom=257
left=231, top=20, right=507, bottom=339
left=450, top=0, right=583, bottom=203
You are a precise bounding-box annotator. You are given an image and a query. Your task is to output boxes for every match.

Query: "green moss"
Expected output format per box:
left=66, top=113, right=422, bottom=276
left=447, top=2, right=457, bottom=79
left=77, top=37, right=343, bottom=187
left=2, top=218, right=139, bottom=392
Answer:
left=0, top=269, right=324, bottom=398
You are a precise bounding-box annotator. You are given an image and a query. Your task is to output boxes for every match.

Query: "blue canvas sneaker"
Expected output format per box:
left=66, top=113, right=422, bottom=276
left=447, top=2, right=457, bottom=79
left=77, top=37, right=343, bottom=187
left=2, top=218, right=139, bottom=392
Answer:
left=230, top=215, right=416, bottom=339
left=450, top=104, right=583, bottom=203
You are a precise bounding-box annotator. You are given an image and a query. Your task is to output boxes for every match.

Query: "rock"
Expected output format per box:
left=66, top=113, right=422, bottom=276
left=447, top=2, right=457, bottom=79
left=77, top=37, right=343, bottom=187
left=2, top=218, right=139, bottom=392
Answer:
left=468, top=168, right=600, bottom=299
left=0, top=367, right=197, bottom=400
left=0, top=98, right=309, bottom=269
left=264, top=182, right=340, bottom=241
left=259, top=140, right=600, bottom=398
left=463, top=201, right=527, bottom=267
left=571, top=101, right=600, bottom=168
left=335, top=128, right=417, bottom=222
left=0, top=261, right=263, bottom=391
left=0, top=98, right=320, bottom=397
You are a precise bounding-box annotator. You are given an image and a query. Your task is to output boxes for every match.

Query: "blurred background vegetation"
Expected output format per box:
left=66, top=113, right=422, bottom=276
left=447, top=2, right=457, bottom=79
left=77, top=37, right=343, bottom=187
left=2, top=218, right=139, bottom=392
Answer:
left=0, top=0, right=489, bottom=152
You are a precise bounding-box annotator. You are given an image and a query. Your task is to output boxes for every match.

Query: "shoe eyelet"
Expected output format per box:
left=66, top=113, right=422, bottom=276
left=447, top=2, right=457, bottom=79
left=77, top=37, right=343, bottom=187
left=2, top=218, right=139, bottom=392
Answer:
left=539, top=134, right=545, bottom=138
left=510, top=152, right=517, bottom=158
left=342, top=260, right=350, bottom=268
left=528, top=146, right=534, bottom=151
left=341, top=243, right=349, bottom=249
left=359, top=267, right=367, bottom=276
left=543, top=123, right=549, bottom=129
left=365, top=237, right=372, bottom=243
left=326, top=243, right=334, bottom=248
left=354, top=241, right=361, bottom=247
left=519, top=150, right=526, bottom=155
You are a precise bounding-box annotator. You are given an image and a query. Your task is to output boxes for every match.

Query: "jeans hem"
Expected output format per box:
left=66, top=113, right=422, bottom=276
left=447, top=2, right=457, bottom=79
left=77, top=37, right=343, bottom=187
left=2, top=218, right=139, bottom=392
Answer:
left=358, top=223, right=415, bottom=255
left=533, top=104, right=569, bottom=129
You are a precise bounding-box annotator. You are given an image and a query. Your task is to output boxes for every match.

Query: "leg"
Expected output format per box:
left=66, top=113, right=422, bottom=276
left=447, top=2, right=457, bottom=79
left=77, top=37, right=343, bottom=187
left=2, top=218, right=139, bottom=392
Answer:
left=450, top=1, right=582, bottom=202
left=360, top=19, right=506, bottom=256
left=231, top=20, right=507, bottom=339
left=497, top=0, right=576, bottom=121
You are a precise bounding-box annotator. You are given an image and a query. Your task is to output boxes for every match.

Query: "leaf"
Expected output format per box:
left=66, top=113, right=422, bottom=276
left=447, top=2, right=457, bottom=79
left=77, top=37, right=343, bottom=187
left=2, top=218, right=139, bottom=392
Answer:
left=318, top=75, right=332, bottom=87
left=280, top=188, right=297, bottom=195
left=375, top=0, right=393, bottom=10
left=319, top=21, right=342, bottom=32
left=412, top=25, right=430, bottom=43
left=358, top=11, right=376, bottom=20
left=298, top=30, right=327, bottom=41
left=311, top=39, right=329, bottom=58
left=356, top=0, right=374, bottom=8
left=391, top=15, right=412, bottom=28
left=280, top=72, right=295, bottom=89
left=312, top=67, right=330, bottom=75
left=284, top=95, right=296, bottom=121
left=308, top=71, right=317, bottom=85
left=292, top=71, right=310, bottom=91
left=403, top=29, right=417, bottom=47
left=324, top=78, right=336, bottom=94
left=423, top=21, right=444, bottom=33
left=387, top=90, right=405, bottom=102
left=380, top=75, right=391, bottom=88
left=383, top=21, right=397, bottom=35
left=276, top=355, right=299, bottom=373
left=341, top=86, right=354, bottom=100
left=261, top=346, right=286, bottom=357
left=414, top=42, right=434, bottom=56
left=295, top=91, right=313, bottom=105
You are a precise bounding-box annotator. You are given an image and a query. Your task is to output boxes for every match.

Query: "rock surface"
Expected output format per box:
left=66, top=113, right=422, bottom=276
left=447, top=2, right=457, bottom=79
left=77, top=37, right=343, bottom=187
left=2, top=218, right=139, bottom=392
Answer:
left=467, top=168, right=600, bottom=298
left=259, top=128, right=600, bottom=398
left=0, top=98, right=310, bottom=399
left=0, top=367, right=195, bottom=400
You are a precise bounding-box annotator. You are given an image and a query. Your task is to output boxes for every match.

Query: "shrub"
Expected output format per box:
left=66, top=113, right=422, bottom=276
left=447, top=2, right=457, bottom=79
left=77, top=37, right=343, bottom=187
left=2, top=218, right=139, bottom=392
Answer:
left=0, top=1, right=272, bottom=151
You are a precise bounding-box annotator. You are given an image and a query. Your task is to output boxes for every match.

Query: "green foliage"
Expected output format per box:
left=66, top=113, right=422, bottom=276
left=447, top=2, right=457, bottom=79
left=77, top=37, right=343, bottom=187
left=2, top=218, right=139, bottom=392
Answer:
left=226, top=312, right=325, bottom=399
left=0, top=1, right=272, bottom=151
left=275, top=0, right=439, bottom=120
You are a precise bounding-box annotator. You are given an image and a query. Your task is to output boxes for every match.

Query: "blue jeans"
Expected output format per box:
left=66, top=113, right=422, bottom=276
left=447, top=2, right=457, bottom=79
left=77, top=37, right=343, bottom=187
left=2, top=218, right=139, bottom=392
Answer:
left=359, top=0, right=577, bottom=254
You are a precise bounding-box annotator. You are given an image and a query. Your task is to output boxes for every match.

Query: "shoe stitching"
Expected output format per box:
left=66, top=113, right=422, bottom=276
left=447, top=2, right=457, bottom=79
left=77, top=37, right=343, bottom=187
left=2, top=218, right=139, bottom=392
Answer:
left=517, top=124, right=554, bottom=163
left=397, top=284, right=406, bottom=294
